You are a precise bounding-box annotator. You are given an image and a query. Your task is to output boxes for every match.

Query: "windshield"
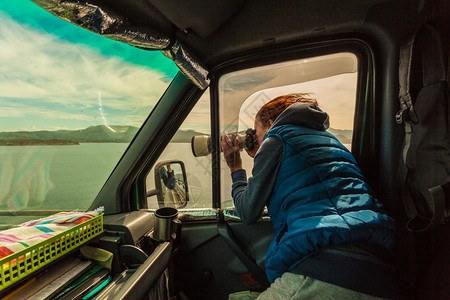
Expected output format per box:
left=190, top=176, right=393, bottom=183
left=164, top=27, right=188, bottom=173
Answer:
left=0, top=1, right=178, bottom=224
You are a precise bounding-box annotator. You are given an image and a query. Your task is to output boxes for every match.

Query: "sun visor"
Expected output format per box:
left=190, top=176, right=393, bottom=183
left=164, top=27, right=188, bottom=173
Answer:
left=31, top=0, right=209, bottom=90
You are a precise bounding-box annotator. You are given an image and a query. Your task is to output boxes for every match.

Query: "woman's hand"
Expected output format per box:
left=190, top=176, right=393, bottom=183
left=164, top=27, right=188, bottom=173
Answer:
left=221, top=134, right=242, bottom=172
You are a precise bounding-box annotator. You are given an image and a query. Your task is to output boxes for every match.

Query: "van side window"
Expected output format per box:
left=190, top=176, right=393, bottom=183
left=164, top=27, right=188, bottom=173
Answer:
left=146, top=89, right=212, bottom=209
left=219, top=53, right=358, bottom=207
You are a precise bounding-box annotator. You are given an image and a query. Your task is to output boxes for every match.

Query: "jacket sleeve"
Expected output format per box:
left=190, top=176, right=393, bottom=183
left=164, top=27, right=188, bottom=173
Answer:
left=231, top=136, right=283, bottom=224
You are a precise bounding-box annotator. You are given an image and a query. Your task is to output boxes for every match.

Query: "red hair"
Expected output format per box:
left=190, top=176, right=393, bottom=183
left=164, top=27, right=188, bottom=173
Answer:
left=255, top=93, right=317, bottom=127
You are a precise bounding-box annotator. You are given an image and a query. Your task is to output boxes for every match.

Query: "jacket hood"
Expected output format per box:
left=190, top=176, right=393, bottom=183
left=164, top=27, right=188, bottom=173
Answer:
left=270, top=102, right=330, bottom=131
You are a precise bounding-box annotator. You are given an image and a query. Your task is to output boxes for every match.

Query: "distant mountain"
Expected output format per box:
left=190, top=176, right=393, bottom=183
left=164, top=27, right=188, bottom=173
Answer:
left=0, top=125, right=139, bottom=143
left=327, top=128, right=353, bottom=144
left=172, top=129, right=208, bottom=143
left=0, top=126, right=209, bottom=144
left=0, top=139, right=79, bottom=146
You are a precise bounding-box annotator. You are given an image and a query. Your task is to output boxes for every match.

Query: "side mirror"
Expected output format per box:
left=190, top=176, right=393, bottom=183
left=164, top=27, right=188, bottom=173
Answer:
left=152, top=160, right=189, bottom=209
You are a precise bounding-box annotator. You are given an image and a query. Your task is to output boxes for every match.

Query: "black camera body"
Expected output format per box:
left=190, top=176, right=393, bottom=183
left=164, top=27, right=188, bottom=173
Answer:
left=244, top=128, right=256, bottom=151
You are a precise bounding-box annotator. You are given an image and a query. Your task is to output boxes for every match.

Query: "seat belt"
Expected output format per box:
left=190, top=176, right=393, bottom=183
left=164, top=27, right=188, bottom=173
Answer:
left=217, top=211, right=270, bottom=288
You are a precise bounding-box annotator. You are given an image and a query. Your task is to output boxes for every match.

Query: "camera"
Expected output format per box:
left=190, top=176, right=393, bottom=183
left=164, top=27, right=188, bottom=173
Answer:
left=191, top=128, right=256, bottom=157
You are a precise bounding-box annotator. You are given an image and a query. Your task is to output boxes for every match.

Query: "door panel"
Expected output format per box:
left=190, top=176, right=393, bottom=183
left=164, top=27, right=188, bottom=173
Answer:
left=174, top=218, right=273, bottom=299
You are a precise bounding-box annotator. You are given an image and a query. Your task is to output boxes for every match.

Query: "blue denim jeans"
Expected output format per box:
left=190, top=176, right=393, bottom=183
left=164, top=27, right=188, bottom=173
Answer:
left=256, top=273, right=385, bottom=300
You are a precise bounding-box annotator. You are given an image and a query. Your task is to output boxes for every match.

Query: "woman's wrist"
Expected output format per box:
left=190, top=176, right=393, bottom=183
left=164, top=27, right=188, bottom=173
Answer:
left=230, top=166, right=243, bottom=173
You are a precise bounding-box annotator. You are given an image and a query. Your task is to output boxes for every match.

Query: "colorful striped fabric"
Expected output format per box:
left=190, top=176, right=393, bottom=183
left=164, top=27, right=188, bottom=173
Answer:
left=0, top=207, right=103, bottom=259
left=0, top=224, right=72, bottom=259
left=21, top=207, right=104, bottom=226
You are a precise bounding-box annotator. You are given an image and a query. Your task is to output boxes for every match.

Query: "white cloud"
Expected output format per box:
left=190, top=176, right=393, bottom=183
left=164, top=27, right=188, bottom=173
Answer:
left=0, top=13, right=172, bottom=129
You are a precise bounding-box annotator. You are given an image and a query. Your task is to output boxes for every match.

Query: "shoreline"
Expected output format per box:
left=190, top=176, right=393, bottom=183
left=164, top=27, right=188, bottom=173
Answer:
left=0, top=140, right=80, bottom=146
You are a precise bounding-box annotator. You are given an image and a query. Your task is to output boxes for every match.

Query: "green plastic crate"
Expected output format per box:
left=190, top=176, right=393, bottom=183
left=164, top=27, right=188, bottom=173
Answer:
left=0, top=214, right=103, bottom=292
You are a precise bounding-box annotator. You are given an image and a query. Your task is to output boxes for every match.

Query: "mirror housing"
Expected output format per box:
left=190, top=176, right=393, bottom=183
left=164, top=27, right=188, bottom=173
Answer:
left=152, top=160, right=189, bottom=209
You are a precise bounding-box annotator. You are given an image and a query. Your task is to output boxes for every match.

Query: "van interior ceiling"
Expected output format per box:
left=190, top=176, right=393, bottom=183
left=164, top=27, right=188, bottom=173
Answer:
left=0, top=0, right=449, bottom=299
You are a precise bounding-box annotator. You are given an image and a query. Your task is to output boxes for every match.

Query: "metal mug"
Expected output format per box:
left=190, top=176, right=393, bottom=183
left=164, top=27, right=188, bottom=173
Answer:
left=153, top=207, right=179, bottom=241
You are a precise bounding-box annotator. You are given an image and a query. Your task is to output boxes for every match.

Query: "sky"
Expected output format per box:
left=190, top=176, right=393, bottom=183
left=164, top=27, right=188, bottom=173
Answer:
left=0, top=1, right=179, bottom=132
left=0, top=1, right=357, bottom=135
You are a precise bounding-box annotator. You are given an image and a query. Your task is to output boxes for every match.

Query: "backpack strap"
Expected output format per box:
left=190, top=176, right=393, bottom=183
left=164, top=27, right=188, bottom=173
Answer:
left=397, top=25, right=421, bottom=223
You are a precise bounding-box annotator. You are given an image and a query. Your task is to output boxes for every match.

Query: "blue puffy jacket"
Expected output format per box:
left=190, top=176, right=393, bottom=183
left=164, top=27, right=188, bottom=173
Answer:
left=261, top=104, right=395, bottom=283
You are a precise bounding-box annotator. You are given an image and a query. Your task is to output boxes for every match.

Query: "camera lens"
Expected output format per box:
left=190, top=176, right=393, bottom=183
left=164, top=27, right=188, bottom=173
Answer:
left=191, top=129, right=255, bottom=157
left=191, top=135, right=211, bottom=157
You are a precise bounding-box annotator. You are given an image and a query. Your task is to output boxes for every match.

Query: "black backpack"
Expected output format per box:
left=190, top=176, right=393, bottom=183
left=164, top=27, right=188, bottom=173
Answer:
left=396, top=23, right=450, bottom=232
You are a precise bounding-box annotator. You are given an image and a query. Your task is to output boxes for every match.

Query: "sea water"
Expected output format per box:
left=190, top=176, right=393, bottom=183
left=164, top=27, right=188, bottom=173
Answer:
left=0, top=143, right=128, bottom=212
